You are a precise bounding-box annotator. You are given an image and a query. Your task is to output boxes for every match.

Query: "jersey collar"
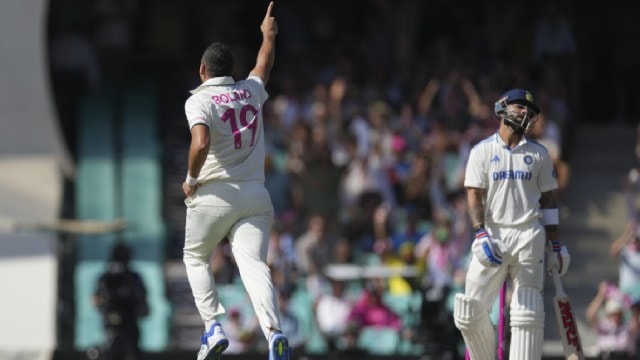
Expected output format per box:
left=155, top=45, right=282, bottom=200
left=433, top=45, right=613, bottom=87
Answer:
left=189, top=76, right=235, bottom=94
left=494, top=132, right=529, bottom=150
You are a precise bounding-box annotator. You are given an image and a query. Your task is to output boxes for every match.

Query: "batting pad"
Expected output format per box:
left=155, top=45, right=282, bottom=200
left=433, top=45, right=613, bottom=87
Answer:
left=509, top=287, right=544, bottom=360
left=453, top=294, right=496, bottom=360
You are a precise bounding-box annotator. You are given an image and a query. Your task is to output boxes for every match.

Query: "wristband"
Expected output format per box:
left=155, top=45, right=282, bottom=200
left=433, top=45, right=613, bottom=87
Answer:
left=475, top=227, right=489, bottom=239
left=185, top=174, right=199, bottom=186
left=551, top=239, right=561, bottom=252
left=542, top=209, right=559, bottom=225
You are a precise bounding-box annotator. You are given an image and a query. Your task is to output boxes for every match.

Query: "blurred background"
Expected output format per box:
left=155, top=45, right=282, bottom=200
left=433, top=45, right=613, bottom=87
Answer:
left=1, top=0, right=639, bottom=359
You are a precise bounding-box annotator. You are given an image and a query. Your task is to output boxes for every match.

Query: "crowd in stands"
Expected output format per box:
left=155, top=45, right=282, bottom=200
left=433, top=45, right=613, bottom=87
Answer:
left=589, top=127, right=640, bottom=359
left=46, top=0, right=609, bottom=357
left=186, top=1, right=574, bottom=357
left=577, top=124, right=640, bottom=359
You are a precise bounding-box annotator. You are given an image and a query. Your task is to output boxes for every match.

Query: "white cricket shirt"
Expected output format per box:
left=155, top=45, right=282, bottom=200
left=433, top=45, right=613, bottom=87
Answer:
left=464, top=133, right=558, bottom=226
left=184, top=76, right=268, bottom=183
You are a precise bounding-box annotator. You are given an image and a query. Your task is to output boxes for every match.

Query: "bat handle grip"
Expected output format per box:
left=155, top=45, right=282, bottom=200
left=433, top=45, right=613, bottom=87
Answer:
left=551, top=268, right=567, bottom=298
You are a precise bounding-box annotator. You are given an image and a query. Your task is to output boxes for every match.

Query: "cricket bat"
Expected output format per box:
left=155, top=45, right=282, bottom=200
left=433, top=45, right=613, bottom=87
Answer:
left=497, top=280, right=507, bottom=360
left=551, top=269, right=585, bottom=360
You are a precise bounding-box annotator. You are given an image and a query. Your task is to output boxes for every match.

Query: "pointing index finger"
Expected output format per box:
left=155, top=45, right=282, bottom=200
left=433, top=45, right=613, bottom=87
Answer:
left=264, top=1, right=274, bottom=18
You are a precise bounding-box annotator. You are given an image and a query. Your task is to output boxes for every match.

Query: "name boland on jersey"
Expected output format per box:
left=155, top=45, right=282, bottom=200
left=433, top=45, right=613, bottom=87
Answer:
left=184, top=76, right=268, bottom=183
left=464, top=133, right=558, bottom=226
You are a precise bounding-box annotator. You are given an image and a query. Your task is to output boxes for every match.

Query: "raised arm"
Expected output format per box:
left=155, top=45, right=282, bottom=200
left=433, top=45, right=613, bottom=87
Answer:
left=586, top=281, right=608, bottom=327
left=249, top=1, right=278, bottom=85
left=610, top=223, right=635, bottom=258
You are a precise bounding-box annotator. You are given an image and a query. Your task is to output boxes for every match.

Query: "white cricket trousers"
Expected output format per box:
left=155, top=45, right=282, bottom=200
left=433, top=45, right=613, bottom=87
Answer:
left=183, top=180, right=281, bottom=340
left=464, top=220, right=545, bottom=305
left=463, top=220, right=546, bottom=360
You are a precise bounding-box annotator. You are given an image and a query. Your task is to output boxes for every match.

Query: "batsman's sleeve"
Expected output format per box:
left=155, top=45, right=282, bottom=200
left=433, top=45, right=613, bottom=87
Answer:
left=185, top=95, right=211, bottom=129
left=538, top=150, right=558, bottom=193
left=464, top=145, right=487, bottom=188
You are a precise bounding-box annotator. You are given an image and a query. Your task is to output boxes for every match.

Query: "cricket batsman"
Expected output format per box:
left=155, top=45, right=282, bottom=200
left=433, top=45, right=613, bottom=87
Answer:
left=453, top=89, right=571, bottom=359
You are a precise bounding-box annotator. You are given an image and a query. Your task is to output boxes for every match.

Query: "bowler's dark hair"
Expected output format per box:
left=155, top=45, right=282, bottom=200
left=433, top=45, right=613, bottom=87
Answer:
left=201, top=42, right=234, bottom=77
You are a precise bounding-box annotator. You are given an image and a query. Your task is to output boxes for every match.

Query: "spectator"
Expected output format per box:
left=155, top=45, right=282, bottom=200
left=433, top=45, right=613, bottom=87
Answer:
left=413, top=212, right=466, bottom=357
left=210, top=239, right=237, bottom=285
left=335, top=323, right=369, bottom=360
left=313, top=277, right=354, bottom=353
left=345, top=278, right=416, bottom=356
left=366, top=101, right=396, bottom=165
left=390, top=205, right=428, bottom=253
left=295, top=214, right=335, bottom=298
left=295, top=213, right=334, bottom=276
left=610, top=222, right=640, bottom=300
left=277, top=287, right=306, bottom=352
left=347, top=278, right=402, bottom=331
left=224, top=308, right=260, bottom=354
left=267, top=225, right=298, bottom=290
left=402, top=153, right=434, bottom=222
left=264, top=152, right=294, bottom=219
left=371, top=204, right=417, bottom=295
left=623, top=166, right=640, bottom=221
left=586, top=281, right=638, bottom=359
left=298, top=124, right=345, bottom=222
left=333, top=236, right=355, bottom=264
left=93, top=243, right=149, bottom=360
left=386, top=133, right=414, bottom=205
left=414, top=212, right=466, bottom=295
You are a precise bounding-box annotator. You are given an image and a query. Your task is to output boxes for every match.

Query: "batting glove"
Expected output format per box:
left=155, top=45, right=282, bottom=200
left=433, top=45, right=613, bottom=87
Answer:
left=546, top=241, right=570, bottom=277
left=472, top=227, right=505, bottom=267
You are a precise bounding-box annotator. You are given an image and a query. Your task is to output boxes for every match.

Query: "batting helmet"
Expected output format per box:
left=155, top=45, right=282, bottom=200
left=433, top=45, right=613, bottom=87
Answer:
left=494, top=89, right=540, bottom=134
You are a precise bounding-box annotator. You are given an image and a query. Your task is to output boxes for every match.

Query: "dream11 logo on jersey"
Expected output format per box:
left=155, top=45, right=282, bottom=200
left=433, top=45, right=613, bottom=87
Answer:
left=491, top=155, right=533, bottom=181
left=492, top=170, right=532, bottom=181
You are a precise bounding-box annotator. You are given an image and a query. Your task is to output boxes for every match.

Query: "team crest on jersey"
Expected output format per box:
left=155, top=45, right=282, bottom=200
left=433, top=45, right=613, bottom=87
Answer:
left=524, top=155, right=533, bottom=165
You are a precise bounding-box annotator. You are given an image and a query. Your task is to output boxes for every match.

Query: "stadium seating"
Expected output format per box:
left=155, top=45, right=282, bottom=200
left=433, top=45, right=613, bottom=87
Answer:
left=357, top=326, right=400, bottom=355
left=120, top=80, right=170, bottom=350
left=74, top=81, right=170, bottom=351
left=74, top=87, right=119, bottom=349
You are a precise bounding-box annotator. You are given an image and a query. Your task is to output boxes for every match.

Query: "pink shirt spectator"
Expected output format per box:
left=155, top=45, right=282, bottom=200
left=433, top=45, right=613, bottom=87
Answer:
left=595, top=317, right=636, bottom=355
left=347, top=288, right=402, bottom=330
